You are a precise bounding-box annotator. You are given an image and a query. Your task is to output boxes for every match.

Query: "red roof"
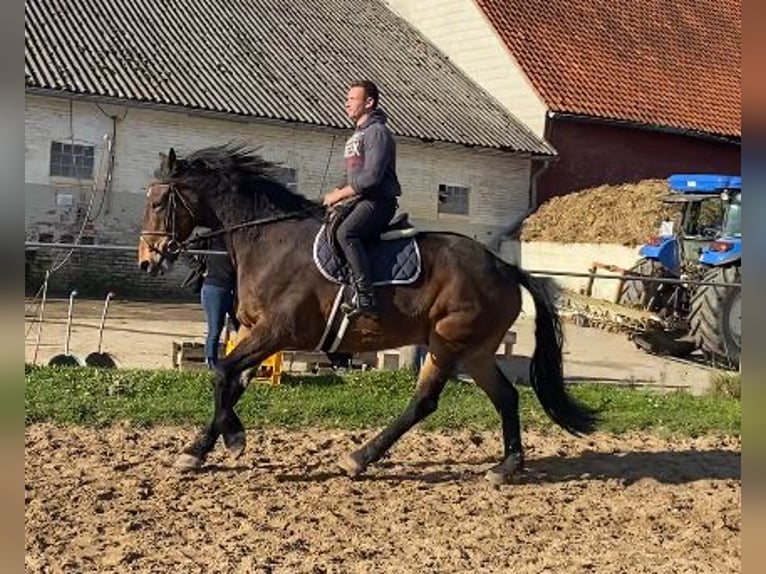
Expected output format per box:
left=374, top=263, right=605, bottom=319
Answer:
left=476, top=0, right=741, bottom=137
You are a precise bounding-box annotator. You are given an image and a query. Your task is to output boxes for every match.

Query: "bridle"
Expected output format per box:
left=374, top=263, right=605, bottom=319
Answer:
left=140, top=182, right=196, bottom=265
left=140, top=181, right=308, bottom=264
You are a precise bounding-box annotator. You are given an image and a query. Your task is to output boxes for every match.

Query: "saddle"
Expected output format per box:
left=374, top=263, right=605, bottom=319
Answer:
left=313, top=200, right=421, bottom=287
left=324, top=199, right=417, bottom=255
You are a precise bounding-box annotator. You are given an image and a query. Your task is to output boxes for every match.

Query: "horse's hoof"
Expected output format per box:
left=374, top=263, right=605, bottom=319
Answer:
left=337, top=453, right=365, bottom=477
left=484, top=467, right=511, bottom=485
left=484, top=457, right=523, bottom=485
left=174, top=453, right=202, bottom=471
left=224, top=431, right=246, bottom=459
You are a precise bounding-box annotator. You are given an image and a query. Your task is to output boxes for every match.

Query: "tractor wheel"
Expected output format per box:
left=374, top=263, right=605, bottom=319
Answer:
left=689, top=267, right=741, bottom=368
left=617, top=258, right=667, bottom=309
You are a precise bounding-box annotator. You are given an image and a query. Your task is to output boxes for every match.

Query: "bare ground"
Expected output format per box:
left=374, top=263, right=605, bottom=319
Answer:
left=25, top=424, right=740, bottom=573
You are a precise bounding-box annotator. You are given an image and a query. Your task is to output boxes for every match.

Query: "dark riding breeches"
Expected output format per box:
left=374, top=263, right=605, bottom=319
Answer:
left=335, top=197, right=397, bottom=286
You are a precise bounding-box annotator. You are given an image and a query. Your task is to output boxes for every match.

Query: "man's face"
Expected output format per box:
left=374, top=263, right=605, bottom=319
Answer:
left=345, top=86, right=373, bottom=123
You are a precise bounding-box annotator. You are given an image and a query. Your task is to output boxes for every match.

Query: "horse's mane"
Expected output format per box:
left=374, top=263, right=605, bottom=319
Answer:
left=171, top=144, right=325, bottom=221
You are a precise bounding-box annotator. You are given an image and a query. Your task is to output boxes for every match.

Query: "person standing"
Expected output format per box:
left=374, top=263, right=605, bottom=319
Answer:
left=197, top=233, right=239, bottom=368
left=322, top=80, right=401, bottom=318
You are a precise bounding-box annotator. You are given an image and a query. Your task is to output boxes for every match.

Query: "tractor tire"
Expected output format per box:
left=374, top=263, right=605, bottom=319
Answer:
left=617, top=258, right=667, bottom=309
left=689, top=266, right=741, bottom=368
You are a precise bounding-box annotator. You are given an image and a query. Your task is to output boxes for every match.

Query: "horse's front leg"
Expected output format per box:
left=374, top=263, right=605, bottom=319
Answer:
left=174, top=323, right=281, bottom=469
left=174, top=369, right=226, bottom=469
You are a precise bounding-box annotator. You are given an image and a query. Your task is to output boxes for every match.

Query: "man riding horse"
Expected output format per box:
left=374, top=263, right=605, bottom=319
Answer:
left=322, top=80, right=401, bottom=319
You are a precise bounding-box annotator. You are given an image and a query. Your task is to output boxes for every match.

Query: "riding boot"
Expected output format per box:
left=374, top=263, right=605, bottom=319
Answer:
left=341, top=274, right=378, bottom=318
left=338, top=232, right=379, bottom=318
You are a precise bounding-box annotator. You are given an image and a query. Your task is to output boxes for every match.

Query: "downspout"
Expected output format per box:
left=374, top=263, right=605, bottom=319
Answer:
left=486, top=156, right=554, bottom=253
left=529, top=111, right=557, bottom=208
left=528, top=155, right=554, bottom=213
left=104, top=116, right=118, bottom=214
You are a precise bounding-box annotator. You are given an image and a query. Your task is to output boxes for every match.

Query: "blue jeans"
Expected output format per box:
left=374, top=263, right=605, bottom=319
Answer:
left=200, top=283, right=238, bottom=364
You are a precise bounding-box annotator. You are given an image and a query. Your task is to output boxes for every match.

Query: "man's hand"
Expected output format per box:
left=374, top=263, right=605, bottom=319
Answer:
left=323, top=186, right=356, bottom=207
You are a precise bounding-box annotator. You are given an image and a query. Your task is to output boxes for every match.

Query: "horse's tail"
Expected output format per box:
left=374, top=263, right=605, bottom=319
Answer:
left=515, top=268, right=599, bottom=435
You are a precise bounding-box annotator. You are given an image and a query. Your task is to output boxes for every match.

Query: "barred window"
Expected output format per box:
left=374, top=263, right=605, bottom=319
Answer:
left=50, top=141, right=95, bottom=179
left=438, top=184, right=470, bottom=215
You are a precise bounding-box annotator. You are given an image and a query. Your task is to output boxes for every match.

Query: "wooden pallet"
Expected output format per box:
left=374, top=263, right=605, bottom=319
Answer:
left=171, top=341, right=283, bottom=384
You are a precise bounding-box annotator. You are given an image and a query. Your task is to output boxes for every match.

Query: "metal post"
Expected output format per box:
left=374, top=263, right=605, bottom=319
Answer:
left=32, top=270, right=50, bottom=366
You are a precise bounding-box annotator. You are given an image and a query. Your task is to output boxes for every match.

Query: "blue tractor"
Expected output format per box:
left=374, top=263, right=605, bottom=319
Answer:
left=618, top=174, right=741, bottom=367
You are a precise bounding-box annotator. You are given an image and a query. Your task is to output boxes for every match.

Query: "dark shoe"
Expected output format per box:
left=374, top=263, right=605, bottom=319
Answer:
left=341, top=287, right=378, bottom=318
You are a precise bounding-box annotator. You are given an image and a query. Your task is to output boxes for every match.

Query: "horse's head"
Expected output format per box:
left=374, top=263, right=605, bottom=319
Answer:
left=138, top=148, right=203, bottom=275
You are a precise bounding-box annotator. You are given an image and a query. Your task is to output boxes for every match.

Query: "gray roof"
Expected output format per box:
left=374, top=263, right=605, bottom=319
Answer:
left=25, top=0, right=554, bottom=155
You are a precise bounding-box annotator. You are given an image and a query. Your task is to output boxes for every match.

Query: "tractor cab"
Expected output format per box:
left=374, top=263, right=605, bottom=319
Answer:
left=639, top=174, right=740, bottom=274
left=699, top=184, right=741, bottom=267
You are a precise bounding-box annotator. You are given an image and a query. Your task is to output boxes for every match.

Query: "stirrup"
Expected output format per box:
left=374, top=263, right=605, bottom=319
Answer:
left=341, top=305, right=378, bottom=319
left=341, top=292, right=378, bottom=318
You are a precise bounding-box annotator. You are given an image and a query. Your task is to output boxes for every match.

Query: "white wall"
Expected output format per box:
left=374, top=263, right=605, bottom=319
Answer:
left=398, top=140, right=530, bottom=242
left=25, top=94, right=532, bottom=245
left=514, top=241, right=641, bottom=315
left=385, top=0, right=548, bottom=136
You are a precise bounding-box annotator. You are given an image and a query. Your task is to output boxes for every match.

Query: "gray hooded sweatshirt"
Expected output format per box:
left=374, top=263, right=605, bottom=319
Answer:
left=343, top=109, right=401, bottom=200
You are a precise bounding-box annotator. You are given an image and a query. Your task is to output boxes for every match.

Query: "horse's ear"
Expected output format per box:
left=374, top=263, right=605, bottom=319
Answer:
left=168, top=148, right=177, bottom=171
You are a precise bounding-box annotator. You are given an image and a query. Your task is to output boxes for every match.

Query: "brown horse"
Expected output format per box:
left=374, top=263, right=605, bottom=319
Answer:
left=138, top=145, right=597, bottom=483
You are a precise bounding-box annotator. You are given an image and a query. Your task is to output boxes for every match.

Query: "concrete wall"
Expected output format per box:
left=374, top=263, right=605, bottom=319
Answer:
left=25, top=93, right=532, bottom=297
left=512, top=241, right=641, bottom=315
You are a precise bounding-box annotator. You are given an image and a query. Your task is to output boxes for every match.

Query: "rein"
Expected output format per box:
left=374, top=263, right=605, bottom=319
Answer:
left=182, top=211, right=307, bottom=249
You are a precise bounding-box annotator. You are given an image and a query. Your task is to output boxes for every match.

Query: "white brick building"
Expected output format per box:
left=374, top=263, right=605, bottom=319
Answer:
left=25, top=0, right=554, bottom=297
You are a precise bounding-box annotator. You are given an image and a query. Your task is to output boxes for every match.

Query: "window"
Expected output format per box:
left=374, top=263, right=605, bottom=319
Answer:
left=50, top=141, right=95, bottom=179
left=438, top=184, right=470, bottom=215
left=272, top=166, right=298, bottom=193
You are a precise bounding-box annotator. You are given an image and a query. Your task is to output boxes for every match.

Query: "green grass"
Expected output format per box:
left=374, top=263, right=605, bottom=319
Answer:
left=24, top=365, right=741, bottom=437
left=708, top=371, right=741, bottom=399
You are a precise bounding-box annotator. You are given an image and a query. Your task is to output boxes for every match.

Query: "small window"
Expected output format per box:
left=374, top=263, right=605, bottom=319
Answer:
left=272, top=166, right=298, bottom=193
left=438, top=184, right=470, bottom=215
left=50, top=141, right=95, bottom=179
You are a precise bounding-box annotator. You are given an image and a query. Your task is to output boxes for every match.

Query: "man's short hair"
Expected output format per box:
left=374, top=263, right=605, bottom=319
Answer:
left=351, top=80, right=380, bottom=108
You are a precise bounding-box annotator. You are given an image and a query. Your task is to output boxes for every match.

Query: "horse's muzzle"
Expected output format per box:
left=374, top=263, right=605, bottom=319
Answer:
left=138, top=235, right=180, bottom=275
left=138, top=250, right=176, bottom=276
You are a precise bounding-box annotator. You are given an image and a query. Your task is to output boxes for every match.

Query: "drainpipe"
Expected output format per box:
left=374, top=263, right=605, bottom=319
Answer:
left=486, top=155, right=555, bottom=253
left=103, top=116, right=118, bottom=214
left=528, top=156, right=554, bottom=212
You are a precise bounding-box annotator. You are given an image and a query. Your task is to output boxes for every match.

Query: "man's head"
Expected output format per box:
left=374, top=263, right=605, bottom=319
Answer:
left=345, top=80, right=379, bottom=125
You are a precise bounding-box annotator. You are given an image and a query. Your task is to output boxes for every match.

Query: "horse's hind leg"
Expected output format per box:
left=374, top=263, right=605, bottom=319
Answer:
left=462, top=352, right=524, bottom=485
left=338, top=347, right=454, bottom=477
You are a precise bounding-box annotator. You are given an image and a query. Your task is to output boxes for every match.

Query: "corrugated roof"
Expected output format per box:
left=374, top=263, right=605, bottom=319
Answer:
left=24, top=0, right=555, bottom=155
left=476, top=0, right=741, bottom=138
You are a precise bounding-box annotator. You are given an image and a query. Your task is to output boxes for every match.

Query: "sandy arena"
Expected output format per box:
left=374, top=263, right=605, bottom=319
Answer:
left=25, top=424, right=740, bottom=573
left=25, top=299, right=740, bottom=572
